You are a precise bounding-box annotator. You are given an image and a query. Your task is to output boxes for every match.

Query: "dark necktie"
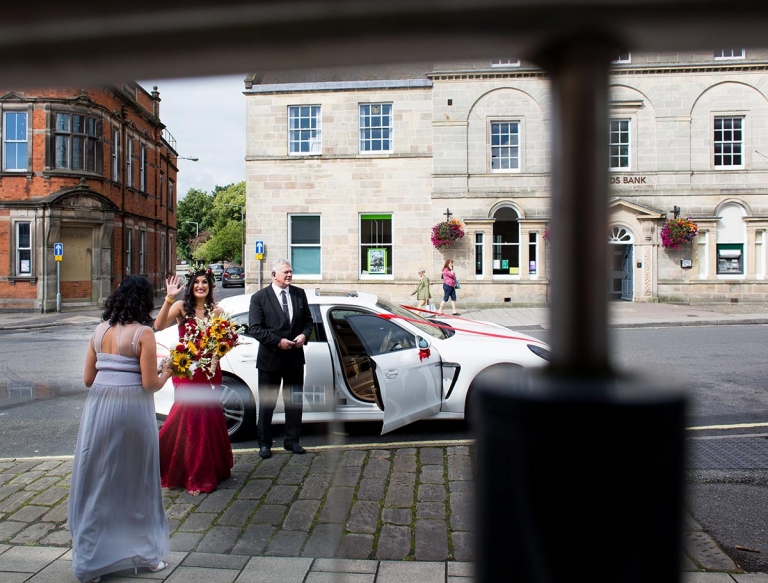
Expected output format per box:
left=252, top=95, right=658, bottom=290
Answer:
left=281, top=290, right=290, bottom=322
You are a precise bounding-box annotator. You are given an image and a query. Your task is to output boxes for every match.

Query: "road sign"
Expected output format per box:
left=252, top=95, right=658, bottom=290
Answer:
left=255, top=240, right=264, bottom=260
left=54, top=242, right=63, bottom=262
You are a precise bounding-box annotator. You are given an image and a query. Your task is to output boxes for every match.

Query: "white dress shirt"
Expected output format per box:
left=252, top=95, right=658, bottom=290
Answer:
left=271, top=283, right=293, bottom=321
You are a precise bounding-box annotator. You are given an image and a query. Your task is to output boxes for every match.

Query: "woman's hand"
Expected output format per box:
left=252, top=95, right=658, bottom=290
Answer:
left=165, top=274, right=184, bottom=298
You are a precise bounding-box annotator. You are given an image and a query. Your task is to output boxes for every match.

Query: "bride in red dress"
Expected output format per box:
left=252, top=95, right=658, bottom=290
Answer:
left=154, top=267, right=233, bottom=496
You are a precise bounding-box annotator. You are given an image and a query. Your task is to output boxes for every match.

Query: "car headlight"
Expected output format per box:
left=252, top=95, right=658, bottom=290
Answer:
left=527, top=343, right=551, bottom=362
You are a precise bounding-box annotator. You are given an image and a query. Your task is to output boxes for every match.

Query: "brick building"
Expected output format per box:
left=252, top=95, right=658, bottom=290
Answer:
left=0, top=83, right=178, bottom=311
left=244, top=50, right=768, bottom=305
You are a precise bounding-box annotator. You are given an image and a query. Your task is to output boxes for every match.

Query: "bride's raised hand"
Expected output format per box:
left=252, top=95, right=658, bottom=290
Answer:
left=165, top=274, right=184, bottom=298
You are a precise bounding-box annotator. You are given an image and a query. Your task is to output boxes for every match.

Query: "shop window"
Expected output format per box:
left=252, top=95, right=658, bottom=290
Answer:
left=360, top=214, right=392, bottom=276
left=475, top=232, right=484, bottom=275
left=492, top=207, right=520, bottom=275
left=529, top=232, right=538, bottom=276
left=290, top=214, right=321, bottom=276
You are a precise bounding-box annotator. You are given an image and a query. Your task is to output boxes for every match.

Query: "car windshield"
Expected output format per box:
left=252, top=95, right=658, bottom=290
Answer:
left=376, top=299, right=453, bottom=340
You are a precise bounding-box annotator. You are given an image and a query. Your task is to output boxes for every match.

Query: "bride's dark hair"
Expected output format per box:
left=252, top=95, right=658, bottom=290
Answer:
left=102, top=275, right=155, bottom=325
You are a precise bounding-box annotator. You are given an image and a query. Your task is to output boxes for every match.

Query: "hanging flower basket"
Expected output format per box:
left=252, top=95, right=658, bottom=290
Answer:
left=542, top=226, right=551, bottom=246
left=431, top=218, right=465, bottom=250
left=660, top=217, right=698, bottom=249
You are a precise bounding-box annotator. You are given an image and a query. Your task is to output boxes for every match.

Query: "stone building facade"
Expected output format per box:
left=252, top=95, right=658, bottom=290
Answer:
left=0, top=84, right=179, bottom=311
left=244, top=50, right=768, bottom=305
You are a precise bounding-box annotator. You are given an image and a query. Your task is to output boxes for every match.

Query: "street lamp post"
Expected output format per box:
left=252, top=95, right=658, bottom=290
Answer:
left=185, top=221, right=199, bottom=238
left=224, top=204, right=245, bottom=282
left=177, top=156, right=199, bottom=162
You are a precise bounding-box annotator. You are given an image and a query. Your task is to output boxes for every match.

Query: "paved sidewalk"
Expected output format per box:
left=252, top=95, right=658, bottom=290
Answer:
left=0, top=443, right=763, bottom=582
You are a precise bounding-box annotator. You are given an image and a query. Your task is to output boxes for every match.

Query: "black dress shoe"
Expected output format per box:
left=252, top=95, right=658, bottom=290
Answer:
left=284, top=443, right=306, bottom=454
left=259, top=445, right=272, bottom=459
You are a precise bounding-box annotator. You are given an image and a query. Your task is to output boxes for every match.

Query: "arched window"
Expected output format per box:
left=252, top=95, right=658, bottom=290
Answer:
left=492, top=207, right=520, bottom=275
left=716, top=203, right=746, bottom=275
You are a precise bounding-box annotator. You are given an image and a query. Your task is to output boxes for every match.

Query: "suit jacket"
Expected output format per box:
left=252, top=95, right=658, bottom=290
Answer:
left=247, top=284, right=313, bottom=372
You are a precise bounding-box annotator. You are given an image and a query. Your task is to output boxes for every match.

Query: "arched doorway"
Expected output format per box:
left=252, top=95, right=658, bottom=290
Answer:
left=608, top=225, right=634, bottom=301
left=492, top=207, right=520, bottom=275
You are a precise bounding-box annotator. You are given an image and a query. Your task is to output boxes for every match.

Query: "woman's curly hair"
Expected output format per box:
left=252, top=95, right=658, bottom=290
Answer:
left=102, top=275, right=155, bottom=326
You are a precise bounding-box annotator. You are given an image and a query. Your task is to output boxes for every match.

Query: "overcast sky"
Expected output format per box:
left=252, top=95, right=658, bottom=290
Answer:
left=138, top=74, right=247, bottom=197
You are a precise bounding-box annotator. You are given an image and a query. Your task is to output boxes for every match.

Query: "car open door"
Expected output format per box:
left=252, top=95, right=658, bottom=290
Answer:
left=346, top=314, right=442, bottom=434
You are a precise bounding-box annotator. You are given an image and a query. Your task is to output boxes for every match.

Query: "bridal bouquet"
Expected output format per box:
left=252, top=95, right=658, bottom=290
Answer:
left=169, top=314, right=242, bottom=381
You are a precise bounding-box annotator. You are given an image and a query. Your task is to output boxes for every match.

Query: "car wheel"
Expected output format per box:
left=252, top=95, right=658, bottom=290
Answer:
left=220, top=376, right=256, bottom=442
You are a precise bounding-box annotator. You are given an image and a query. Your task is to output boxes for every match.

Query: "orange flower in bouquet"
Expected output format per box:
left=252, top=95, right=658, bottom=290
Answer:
left=168, top=314, right=242, bottom=383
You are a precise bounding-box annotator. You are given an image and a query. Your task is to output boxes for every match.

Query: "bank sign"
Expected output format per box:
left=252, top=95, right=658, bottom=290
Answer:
left=610, top=176, right=648, bottom=184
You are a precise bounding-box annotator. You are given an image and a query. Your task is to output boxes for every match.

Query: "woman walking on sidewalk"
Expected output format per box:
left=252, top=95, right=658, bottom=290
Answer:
left=438, top=258, right=460, bottom=316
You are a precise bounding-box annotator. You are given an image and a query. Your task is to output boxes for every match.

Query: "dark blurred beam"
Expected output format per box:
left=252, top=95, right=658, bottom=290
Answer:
left=2, top=1, right=768, bottom=86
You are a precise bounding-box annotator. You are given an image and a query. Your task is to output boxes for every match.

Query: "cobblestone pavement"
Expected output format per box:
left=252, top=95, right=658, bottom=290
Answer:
left=0, top=441, right=753, bottom=582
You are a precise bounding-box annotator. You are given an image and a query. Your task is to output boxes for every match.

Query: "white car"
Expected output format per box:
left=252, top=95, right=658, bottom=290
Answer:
left=154, top=289, right=551, bottom=441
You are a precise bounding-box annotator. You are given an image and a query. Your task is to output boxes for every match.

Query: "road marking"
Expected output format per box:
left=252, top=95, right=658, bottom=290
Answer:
left=687, top=421, right=768, bottom=431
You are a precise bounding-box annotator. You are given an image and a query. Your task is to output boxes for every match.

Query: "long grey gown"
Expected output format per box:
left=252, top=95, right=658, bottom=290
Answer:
left=68, top=321, right=169, bottom=583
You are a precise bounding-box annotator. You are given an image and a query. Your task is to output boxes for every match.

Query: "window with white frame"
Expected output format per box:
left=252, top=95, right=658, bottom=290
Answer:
left=290, top=215, right=321, bottom=275
left=474, top=232, right=484, bottom=275
left=139, top=230, right=146, bottom=274
left=609, top=119, right=630, bottom=169
left=125, top=228, right=133, bottom=275
left=54, top=112, right=102, bottom=173
left=16, top=222, right=31, bottom=275
left=490, top=121, right=520, bottom=171
left=715, top=49, right=745, bottom=59
left=4, top=112, right=28, bottom=171
left=359, top=103, right=393, bottom=153
left=714, top=117, right=743, bottom=168
left=360, top=214, right=392, bottom=276
left=126, top=137, right=134, bottom=187
left=160, top=233, right=167, bottom=278
left=140, top=144, right=147, bottom=191
left=612, top=53, right=632, bottom=63
left=111, top=126, right=119, bottom=180
left=492, top=207, right=520, bottom=275
left=528, top=232, right=538, bottom=276
left=288, top=105, right=321, bottom=155
left=490, top=59, right=520, bottom=67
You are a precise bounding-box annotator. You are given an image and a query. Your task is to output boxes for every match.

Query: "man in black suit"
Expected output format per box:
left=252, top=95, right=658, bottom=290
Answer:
left=247, top=258, right=313, bottom=458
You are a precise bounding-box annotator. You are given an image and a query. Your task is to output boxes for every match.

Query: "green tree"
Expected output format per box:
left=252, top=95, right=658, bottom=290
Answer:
left=176, top=188, right=214, bottom=261
left=209, top=181, right=246, bottom=263
left=193, top=221, right=242, bottom=263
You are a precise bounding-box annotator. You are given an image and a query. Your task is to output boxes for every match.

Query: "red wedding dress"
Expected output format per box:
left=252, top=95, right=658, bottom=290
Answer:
left=159, top=324, right=233, bottom=493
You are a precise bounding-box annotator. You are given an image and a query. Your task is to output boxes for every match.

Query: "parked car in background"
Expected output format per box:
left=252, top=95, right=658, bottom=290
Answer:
left=222, top=266, right=245, bottom=287
left=208, top=263, right=225, bottom=280
left=154, top=289, right=551, bottom=441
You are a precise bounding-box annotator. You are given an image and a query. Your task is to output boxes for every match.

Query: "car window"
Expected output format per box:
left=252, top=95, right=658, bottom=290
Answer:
left=376, top=298, right=452, bottom=339
left=330, top=308, right=416, bottom=357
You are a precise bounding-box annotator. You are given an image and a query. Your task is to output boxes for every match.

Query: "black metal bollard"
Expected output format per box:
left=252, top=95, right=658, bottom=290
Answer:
left=474, top=372, right=687, bottom=583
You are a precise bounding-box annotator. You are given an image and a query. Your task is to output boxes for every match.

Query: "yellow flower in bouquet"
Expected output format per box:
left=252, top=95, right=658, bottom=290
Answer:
left=168, top=314, right=243, bottom=381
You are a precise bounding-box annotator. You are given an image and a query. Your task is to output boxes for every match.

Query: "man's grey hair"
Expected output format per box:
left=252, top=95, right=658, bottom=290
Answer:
left=272, top=258, right=291, bottom=272
left=418, top=268, right=425, bottom=273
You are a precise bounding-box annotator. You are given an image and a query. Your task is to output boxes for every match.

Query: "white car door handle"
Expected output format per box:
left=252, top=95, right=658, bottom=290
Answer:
left=237, top=354, right=258, bottom=363
left=384, top=369, right=399, bottom=379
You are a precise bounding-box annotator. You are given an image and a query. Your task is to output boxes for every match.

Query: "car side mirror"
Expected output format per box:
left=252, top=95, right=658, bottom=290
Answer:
left=417, top=336, right=430, bottom=349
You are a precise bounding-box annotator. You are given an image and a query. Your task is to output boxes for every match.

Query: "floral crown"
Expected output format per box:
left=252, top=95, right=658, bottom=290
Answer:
left=185, top=263, right=215, bottom=283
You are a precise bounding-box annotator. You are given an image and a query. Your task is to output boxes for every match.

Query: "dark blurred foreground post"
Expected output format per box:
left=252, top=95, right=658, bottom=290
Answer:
left=474, top=37, right=687, bottom=583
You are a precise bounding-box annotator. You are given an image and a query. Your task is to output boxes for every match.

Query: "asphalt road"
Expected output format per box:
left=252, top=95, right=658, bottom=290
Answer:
left=2, top=322, right=768, bottom=571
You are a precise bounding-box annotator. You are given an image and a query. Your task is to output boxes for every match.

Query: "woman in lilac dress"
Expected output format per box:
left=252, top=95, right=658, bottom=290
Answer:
left=68, top=276, right=170, bottom=583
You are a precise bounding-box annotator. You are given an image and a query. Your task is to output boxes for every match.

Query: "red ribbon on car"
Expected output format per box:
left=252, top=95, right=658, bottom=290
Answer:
left=382, top=306, right=548, bottom=346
